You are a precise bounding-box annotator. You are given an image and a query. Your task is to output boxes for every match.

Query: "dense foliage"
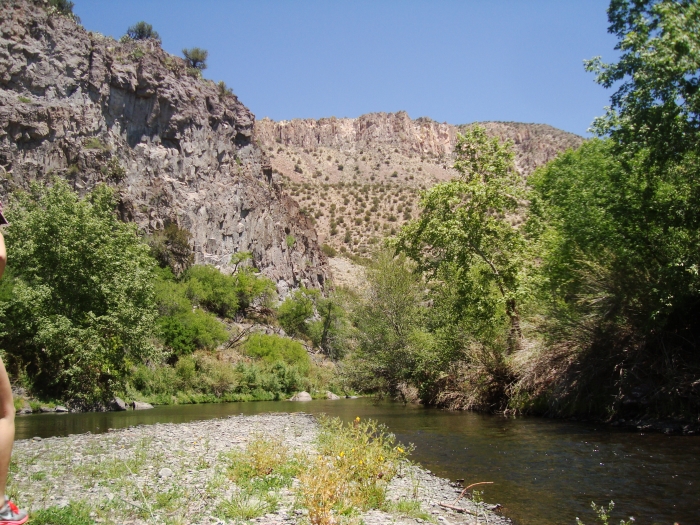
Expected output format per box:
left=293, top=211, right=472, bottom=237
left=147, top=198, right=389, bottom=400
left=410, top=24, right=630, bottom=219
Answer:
left=0, top=181, right=158, bottom=403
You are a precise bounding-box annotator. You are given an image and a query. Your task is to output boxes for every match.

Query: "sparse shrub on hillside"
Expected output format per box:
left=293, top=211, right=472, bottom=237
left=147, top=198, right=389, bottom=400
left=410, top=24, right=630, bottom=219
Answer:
left=84, top=137, right=109, bottom=151
left=125, top=21, right=160, bottom=41
left=322, top=244, right=337, bottom=257
left=217, top=80, right=234, bottom=97
left=47, top=0, right=80, bottom=21
left=182, top=47, right=208, bottom=70
left=149, top=222, right=194, bottom=276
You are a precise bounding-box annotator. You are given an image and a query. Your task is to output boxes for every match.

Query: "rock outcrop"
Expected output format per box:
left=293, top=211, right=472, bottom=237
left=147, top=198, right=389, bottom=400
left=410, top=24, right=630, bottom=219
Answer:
left=0, top=1, right=329, bottom=290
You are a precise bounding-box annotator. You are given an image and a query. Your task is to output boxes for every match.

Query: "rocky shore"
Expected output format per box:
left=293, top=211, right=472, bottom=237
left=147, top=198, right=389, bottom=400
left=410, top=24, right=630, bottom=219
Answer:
left=10, top=413, right=510, bottom=525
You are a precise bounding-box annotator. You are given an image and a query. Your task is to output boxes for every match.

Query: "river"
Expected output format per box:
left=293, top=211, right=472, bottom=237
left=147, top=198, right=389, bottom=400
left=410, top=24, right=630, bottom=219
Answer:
left=14, top=399, right=699, bottom=525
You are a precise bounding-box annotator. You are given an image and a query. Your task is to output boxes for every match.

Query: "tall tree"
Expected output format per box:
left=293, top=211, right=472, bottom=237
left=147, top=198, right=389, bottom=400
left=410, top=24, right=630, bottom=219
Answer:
left=395, top=126, right=527, bottom=352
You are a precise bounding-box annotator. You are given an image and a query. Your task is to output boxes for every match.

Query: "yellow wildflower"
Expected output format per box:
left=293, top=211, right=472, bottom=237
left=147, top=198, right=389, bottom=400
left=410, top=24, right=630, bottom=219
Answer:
left=397, top=447, right=404, bottom=454
left=339, top=451, right=345, bottom=457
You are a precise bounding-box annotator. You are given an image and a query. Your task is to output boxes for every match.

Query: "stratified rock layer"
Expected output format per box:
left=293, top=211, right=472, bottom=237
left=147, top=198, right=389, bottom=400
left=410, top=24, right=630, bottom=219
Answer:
left=0, top=1, right=329, bottom=290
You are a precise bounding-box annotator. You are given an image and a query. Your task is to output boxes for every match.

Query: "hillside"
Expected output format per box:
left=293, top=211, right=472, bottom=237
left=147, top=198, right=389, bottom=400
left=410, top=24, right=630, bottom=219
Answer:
left=0, top=1, right=329, bottom=293
left=255, top=112, right=583, bottom=255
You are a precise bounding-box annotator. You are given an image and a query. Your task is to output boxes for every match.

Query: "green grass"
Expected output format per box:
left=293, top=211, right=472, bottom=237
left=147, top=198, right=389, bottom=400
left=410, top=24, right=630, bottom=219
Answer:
left=30, top=503, right=95, bottom=525
left=384, top=499, right=436, bottom=522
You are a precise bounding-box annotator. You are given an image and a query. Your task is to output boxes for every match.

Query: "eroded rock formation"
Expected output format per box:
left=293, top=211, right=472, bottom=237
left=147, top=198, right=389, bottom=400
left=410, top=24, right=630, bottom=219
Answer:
left=0, top=1, right=329, bottom=291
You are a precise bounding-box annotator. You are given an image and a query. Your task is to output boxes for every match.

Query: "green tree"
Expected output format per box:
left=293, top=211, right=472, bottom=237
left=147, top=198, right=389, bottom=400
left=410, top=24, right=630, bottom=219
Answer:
left=347, top=251, right=428, bottom=396
left=126, top=21, right=160, bottom=41
left=182, top=47, right=208, bottom=70
left=0, top=180, right=158, bottom=403
left=586, top=0, right=700, bottom=165
left=395, top=126, right=527, bottom=352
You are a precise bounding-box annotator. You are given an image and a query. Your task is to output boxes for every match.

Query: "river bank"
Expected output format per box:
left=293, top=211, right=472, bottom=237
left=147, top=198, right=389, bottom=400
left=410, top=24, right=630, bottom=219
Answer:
left=10, top=412, right=510, bottom=525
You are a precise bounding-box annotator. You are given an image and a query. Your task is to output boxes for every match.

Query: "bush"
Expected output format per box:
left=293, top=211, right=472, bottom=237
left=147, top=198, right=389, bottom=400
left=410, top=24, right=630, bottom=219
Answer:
left=277, top=288, right=318, bottom=337
left=148, top=222, right=194, bottom=276
left=126, top=21, right=160, bottom=41
left=185, top=265, right=240, bottom=318
left=182, top=47, right=208, bottom=70
left=244, top=333, right=310, bottom=374
left=0, top=180, right=158, bottom=402
left=321, top=244, right=337, bottom=257
left=157, top=309, right=228, bottom=356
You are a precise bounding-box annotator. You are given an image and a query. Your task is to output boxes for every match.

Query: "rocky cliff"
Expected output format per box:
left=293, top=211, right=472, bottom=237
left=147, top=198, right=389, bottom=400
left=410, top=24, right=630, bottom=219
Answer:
left=0, top=1, right=329, bottom=292
left=254, top=112, right=583, bottom=255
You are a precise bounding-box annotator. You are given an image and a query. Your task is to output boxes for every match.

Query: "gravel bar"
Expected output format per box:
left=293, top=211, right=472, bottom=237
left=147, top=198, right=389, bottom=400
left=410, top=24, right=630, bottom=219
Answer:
left=10, top=413, right=511, bottom=525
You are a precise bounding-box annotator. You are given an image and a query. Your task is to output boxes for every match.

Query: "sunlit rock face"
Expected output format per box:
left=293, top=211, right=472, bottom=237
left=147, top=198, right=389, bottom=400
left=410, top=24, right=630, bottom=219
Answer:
left=0, top=1, right=330, bottom=290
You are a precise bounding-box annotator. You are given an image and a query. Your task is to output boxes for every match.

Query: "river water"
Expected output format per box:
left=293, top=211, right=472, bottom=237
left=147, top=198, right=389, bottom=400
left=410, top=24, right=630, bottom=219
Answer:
left=14, top=399, right=699, bottom=525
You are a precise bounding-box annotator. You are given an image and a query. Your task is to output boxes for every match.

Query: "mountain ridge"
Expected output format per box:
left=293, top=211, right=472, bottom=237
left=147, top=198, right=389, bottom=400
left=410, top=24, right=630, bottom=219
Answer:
left=255, top=112, right=583, bottom=255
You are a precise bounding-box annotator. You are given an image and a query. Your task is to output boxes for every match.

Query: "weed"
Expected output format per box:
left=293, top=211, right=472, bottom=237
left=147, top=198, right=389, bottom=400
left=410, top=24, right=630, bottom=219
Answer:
left=384, top=498, right=435, bottom=522
left=215, top=490, right=277, bottom=521
left=31, top=502, right=95, bottom=525
left=224, top=434, right=301, bottom=491
left=296, top=416, right=412, bottom=524
left=576, top=501, right=635, bottom=525
left=18, top=96, right=31, bottom=104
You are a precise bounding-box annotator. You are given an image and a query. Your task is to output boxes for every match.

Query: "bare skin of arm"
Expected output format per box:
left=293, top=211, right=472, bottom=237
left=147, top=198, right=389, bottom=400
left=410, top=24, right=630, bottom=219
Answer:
left=0, top=230, right=14, bottom=497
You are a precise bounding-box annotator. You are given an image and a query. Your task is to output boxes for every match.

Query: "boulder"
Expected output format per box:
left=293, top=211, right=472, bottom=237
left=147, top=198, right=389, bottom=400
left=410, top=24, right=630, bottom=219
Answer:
left=39, top=406, right=55, bottom=413
left=55, top=405, right=69, bottom=413
left=111, top=397, right=127, bottom=411
left=131, top=401, right=154, bottom=410
left=325, top=391, right=340, bottom=400
left=16, top=407, right=32, bottom=415
left=289, top=391, right=312, bottom=402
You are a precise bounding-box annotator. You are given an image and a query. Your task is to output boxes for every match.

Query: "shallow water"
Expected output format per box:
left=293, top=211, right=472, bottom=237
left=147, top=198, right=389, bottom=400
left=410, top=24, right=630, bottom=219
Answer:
left=15, top=399, right=700, bottom=525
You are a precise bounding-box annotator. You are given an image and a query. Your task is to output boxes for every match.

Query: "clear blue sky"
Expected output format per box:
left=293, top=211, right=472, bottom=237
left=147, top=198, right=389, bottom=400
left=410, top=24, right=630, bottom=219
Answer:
left=73, top=1, right=618, bottom=136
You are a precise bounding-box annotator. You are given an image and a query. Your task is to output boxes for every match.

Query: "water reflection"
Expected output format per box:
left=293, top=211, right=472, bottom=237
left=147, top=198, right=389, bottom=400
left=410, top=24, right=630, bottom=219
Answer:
left=14, top=399, right=700, bottom=525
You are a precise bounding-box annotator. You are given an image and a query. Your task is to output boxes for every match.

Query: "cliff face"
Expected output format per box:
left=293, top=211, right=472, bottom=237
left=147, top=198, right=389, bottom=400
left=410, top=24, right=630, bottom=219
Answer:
left=0, top=1, right=329, bottom=291
left=255, top=111, right=583, bottom=179
left=254, top=112, right=583, bottom=255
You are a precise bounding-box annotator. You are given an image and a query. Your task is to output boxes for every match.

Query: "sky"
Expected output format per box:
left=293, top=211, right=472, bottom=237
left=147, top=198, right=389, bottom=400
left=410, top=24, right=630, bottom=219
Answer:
left=72, top=0, right=619, bottom=136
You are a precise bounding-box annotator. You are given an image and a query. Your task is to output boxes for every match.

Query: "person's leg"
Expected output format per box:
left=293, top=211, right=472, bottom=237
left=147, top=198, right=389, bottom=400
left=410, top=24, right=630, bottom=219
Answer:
left=0, top=357, right=14, bottom=498
left=0, top=357, right=26, bottom=524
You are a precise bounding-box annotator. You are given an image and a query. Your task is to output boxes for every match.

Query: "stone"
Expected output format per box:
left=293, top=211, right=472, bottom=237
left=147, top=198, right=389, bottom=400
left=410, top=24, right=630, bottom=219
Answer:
left=111, top=397, right=127, bottom=411
left=55, top=406, right=69, bottom=413
left=16, top=407, right=32, bottom=415
left=131, top=401, right=154, bottom=410
left=39, top=406, right=55, bottom=413
left=158, top=467, right=173, bottom=479
left=289, top=391, right=312, bottom=402
left=325, top=391, right=340, bottom=400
